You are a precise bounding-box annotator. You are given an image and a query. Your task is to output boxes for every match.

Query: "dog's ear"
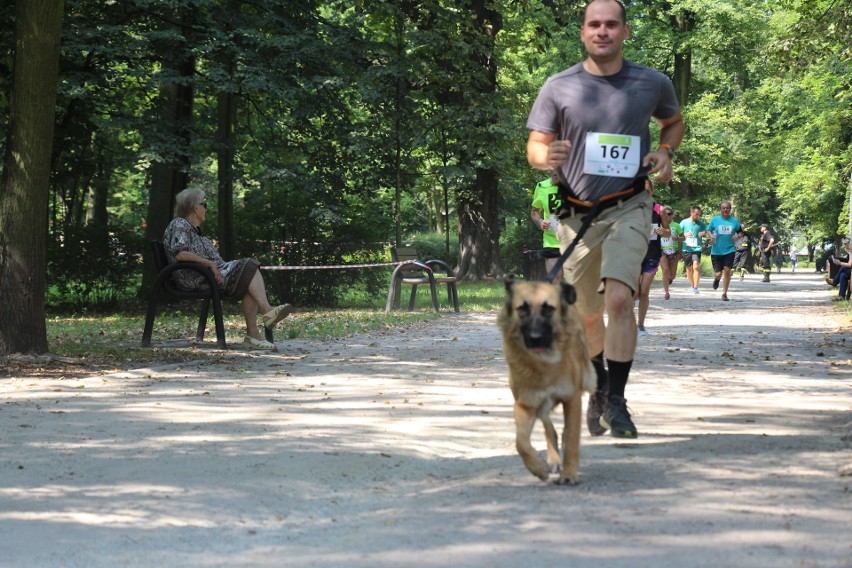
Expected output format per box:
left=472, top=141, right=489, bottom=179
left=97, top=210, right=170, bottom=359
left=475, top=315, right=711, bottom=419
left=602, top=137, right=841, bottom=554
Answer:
left=504, top=273, right=516, bottom=295
left=561, top=282, right=577, bottom=305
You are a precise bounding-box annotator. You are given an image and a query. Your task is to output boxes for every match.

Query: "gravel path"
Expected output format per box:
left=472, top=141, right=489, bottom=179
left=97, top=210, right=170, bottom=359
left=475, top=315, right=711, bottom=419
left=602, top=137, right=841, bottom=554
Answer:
left=1, top=271, right=850, bottom=567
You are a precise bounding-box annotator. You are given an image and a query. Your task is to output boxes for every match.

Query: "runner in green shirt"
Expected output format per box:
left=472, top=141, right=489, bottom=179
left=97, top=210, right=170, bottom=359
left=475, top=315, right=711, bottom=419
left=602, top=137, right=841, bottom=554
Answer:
left=659, top=205, right=681, bottom=300
left=530, top=173, right=563, bottom=281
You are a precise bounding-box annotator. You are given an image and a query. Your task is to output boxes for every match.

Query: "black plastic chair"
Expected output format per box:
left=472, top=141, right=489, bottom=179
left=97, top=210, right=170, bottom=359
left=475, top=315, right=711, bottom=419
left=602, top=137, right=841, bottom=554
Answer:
left=141, top=240, right=273, bottom=348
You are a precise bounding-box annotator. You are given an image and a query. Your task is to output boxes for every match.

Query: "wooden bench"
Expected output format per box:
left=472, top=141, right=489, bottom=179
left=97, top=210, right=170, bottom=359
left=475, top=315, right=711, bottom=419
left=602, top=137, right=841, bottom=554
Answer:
left=385, top=246, right=459, bottom=313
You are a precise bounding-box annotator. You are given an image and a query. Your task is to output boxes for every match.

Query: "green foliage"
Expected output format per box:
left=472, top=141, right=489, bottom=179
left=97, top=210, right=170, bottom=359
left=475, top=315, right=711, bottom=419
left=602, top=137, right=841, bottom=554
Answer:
left=6, top=0, right=852, bottom=310
left=408, top=232, right=458, bottom=265
left=499, top=218, right=541, bottom=276
left=46, top=225, right=144, bottom=308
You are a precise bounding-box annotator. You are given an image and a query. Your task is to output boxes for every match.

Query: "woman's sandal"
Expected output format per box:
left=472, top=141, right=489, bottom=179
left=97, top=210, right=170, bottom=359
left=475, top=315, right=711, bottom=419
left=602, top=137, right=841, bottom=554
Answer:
left=262, top=304, right=293, bottom=329
left=243, top=336, right=276, bottom=350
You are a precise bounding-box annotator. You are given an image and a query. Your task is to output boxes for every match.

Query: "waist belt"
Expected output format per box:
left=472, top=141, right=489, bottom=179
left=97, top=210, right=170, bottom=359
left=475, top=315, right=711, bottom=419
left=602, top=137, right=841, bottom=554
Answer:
left=557, top=176, right=647, bottom=218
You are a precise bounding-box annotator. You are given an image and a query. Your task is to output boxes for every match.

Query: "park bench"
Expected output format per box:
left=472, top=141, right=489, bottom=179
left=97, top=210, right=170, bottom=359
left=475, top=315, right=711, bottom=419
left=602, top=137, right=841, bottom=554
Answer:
left=385, top=246, right=459, bottom=313
left=141, top=240, right=273, bottom=349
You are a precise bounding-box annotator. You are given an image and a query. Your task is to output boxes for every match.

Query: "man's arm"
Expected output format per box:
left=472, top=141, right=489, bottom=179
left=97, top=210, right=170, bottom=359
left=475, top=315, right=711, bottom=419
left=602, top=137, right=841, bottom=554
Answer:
left=530, top=207, right=545, bottom=228
left=527, top=130, right=571, bottom=171
left=644, top=111, right=685, bottom=183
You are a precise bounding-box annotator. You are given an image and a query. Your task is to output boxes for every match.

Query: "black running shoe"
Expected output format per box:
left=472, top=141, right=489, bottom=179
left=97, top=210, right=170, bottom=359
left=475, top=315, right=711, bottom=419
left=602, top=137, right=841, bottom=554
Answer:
left=712, top=277, right=720, bottom=290
left=600, top=395, right=638, bottom=438
left=587, top=391, right=608, bottom=436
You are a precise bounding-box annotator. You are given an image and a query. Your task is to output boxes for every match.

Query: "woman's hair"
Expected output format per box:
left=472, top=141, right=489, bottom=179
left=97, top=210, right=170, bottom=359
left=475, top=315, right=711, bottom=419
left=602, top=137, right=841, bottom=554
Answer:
left=174, top=188, right=205, bottom=218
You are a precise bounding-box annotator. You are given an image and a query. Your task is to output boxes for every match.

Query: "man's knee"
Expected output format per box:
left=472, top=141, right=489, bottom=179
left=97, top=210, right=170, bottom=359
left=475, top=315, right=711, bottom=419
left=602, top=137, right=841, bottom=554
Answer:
left=604, top=280, right=634, bottom=314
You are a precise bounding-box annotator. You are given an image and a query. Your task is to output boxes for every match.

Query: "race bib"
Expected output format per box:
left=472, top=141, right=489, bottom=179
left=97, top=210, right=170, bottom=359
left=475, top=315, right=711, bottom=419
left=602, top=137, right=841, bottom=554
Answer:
left=661, top=236, right=674, bottom=248
left=718, top=225, right=733, bottom=235
left=583, top=132, right=641, bottom=178
left=686, top=237, right=699, bottom=248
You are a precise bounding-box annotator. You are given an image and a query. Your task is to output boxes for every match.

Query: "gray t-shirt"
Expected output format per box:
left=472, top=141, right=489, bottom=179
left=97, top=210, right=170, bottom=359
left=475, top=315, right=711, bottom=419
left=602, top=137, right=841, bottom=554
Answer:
left=527, top=60, right=680, bottom=201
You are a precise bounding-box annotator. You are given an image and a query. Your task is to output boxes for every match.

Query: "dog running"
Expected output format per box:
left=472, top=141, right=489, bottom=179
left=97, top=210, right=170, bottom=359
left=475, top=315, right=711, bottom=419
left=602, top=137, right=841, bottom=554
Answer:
left=497, top=275, right=596, bottom=484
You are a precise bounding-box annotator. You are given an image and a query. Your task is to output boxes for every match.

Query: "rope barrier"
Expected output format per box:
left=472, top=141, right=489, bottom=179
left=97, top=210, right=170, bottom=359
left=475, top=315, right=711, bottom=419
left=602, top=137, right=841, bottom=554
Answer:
left=260, top=260, right=430, bottom=271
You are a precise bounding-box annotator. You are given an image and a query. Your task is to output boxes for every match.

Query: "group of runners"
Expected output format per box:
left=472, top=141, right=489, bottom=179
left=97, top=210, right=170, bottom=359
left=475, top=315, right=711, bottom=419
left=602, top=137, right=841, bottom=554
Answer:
left=631, top=200, right=742, bottom=333
left=532, top=181, right=782, bottom=339
left=532, top=179, right=774, bottom=335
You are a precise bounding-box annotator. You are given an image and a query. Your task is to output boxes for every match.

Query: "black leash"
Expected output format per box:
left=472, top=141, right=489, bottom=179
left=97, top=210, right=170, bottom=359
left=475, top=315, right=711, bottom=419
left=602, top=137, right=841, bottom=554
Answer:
left=545, top=199, right=603, bottom=284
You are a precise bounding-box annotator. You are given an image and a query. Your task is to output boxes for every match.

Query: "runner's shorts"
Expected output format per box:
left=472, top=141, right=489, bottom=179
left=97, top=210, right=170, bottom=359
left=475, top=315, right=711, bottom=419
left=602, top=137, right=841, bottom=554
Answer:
left=711, top=252, right=736, bottom=272
left=556, top=191, right=652, bottom=316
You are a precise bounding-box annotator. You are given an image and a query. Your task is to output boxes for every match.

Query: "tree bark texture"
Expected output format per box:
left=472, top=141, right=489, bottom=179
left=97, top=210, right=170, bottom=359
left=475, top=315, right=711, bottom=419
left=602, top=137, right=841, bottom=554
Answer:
left=456, top=167, right=501, bottom=280
left=0, top=0, right=64, bottom=354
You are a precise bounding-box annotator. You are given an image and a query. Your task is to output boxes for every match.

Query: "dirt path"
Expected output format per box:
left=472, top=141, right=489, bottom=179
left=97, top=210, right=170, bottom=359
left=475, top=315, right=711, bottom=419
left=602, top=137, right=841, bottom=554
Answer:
left=1, top=271, right=850, bottom=567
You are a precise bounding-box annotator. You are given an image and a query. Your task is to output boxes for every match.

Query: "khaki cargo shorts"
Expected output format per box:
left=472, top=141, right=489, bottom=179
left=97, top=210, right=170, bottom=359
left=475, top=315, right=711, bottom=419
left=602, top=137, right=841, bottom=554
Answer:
left=555, top=191, right=652, bottom=316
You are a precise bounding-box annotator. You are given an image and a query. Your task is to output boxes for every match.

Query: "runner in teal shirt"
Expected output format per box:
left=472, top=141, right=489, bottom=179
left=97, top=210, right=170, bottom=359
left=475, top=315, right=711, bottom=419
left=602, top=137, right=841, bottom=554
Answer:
left=706, top=201, right=742, bottom=300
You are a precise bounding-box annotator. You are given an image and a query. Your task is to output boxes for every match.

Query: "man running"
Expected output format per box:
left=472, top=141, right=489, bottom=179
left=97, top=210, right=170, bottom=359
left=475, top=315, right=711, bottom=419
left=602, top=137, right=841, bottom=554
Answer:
left=526, top=0, right=684, bottom=438
left=706, top=201, right=742, bottom=301
left=680, top=206, right=709, bottom=294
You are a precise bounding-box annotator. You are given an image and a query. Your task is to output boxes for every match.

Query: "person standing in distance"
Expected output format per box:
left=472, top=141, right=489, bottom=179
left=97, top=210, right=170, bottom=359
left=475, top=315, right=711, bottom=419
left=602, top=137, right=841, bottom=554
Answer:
left=758, top=224, right=775, bottom=282
left=706, top=201, right=742, bottom=301
left=526, top=0, right=685, bottom=439
left=680, top=206, right=709, bottom=294
left=530, top=172, right=564, bottom=282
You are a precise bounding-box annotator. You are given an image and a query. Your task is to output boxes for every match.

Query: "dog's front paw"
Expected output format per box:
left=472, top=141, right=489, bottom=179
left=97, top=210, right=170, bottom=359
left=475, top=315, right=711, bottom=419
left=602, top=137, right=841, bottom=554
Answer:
left=523, top=457, right=551, bottom=481
left=554, top=473, right=580, bottom=486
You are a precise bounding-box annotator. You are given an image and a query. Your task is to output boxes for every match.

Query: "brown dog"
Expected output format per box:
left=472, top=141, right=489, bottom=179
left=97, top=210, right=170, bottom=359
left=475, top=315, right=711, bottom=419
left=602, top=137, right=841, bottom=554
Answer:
left=497, top=275, right=596, bottom=484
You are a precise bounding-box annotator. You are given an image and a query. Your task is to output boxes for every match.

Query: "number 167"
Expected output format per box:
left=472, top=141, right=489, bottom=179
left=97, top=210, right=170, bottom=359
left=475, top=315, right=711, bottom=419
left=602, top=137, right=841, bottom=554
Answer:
left=601, top=145, right=629, bottom=159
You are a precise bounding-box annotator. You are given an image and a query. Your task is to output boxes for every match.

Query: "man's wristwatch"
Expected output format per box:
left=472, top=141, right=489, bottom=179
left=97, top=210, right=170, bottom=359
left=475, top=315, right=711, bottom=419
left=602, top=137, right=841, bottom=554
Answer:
left=658, top=143, right=675, bottom=158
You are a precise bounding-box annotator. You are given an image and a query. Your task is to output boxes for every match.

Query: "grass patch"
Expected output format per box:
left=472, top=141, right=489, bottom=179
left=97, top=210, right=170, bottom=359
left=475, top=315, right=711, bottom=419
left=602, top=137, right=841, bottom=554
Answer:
left=41, top=280, right=508, bottom=373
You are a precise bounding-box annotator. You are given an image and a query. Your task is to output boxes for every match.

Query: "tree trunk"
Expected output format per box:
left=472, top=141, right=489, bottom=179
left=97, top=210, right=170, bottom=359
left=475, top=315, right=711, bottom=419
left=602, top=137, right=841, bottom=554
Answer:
left=454, top=0, right=503, bottom=281
left=456, top=167, right=501, bottom=280
left=216, top=0, right=240, bottom=261
left=217, top=89, right=237, bottom=260
left=89, top=135, right=112, bottom=227
left=669, top=9, right=694, bottom=201
left=141, top=15, right=195, bottom=294
left=0, top=0, right=64, bottom=355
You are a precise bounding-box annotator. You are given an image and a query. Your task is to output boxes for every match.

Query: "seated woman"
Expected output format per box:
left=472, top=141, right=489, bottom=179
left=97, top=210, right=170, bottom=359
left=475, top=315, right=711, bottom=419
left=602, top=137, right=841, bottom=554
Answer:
left=824, top=237, right=851, bottom=301
left=163, top=188, right=292, bottom=350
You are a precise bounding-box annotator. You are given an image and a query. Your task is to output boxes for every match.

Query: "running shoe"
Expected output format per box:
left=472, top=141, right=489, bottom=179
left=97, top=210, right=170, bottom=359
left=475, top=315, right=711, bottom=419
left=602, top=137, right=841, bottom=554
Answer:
left=722, top=293, right=729, bottom=301
left=243, top=336, right=276, bottom=350
left=600, top=395, right=638, bottom=439
left=712, top=277, right=720, bottom=290
left=637, top=325, right=648, bottom=336
left=664, top=292, right=670, bottom=300
left=586, top=391, right=608, bottom=436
